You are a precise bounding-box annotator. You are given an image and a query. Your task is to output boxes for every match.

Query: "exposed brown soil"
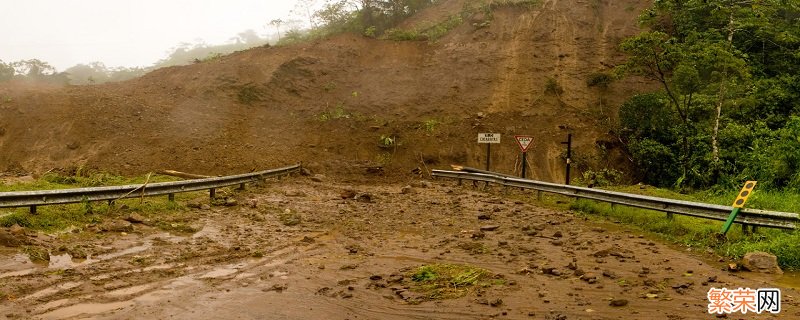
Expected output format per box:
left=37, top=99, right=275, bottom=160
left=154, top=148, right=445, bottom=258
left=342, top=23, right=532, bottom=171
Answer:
left=2, top=178, right=798, bottom=319
left=0, top=0, right=653, bottom=181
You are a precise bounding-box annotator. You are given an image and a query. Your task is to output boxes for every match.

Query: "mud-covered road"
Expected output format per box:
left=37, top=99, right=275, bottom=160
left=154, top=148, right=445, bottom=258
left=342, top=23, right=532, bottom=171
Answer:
left=1, top=177, right=798, bottom=319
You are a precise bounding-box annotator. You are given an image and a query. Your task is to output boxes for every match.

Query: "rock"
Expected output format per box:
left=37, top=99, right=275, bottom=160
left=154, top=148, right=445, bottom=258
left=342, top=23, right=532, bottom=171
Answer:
left=490, top=298, right=503, bottom=307
left=100, top=220, right=133, bottom=233
left=354, top=193, right=373, bottom=203
left=124, top=213, right=146, bottom=224
left=477, top=213, right=492, bottom=220
left=0, top=229, right=24, bottom=247
left=187, top=201, right=202, bottom=209
left=609, top=299, right=629, bottom=307
left=224, top=198, right=238, bottom=206
left=401, top=185, right=414, bottom=194
left=340, top=188, right=357, bottom=199
left=310, top=174, right=326, bottom=182
left=550, top=239, right=563, bottom=246
left=284, top=190, right=306, bottom=197
left=411, top=180, right=432, bottom=188
left=741, top=251, right=783, bottom=274
left=480, top=225, right=500, bottom=232
left=263, top=284, right=288, bottom=292
left=552, top=231, right=563, bottom=238
left=9, top=224, right=25, bottom=235
left=727, top=263, right=739, bottom=272
left=388, top=274, right=404, bottom=283
left=300, top=167, right=312, bottom=176
left=200, top=204, right=211, bottom=210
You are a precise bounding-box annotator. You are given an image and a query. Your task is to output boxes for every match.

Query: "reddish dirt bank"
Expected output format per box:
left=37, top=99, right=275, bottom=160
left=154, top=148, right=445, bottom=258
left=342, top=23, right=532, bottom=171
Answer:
left=1, top=178, right=797, bottom=319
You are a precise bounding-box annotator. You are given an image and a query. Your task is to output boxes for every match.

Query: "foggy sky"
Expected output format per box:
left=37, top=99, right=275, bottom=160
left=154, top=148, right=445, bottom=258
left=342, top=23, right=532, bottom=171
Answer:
left=0, top=0, right=304, bottom=70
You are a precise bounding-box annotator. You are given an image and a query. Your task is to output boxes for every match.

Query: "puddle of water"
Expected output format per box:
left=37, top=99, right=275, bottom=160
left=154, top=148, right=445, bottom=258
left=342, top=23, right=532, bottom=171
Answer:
left=40, top=301, right=134, bottom=320
left=48, top=253, right=76, bottom=269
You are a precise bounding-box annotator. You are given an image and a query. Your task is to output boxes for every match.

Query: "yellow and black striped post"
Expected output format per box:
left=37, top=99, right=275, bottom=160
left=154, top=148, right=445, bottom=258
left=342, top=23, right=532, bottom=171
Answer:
left=721, top=181, right=757, bottom=235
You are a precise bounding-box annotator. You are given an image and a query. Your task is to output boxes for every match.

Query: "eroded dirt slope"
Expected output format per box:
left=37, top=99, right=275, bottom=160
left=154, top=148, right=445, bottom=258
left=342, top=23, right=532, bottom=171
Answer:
left=0, top=0, right=652, bottom=180
left=1, top=178, right=797, bottom=319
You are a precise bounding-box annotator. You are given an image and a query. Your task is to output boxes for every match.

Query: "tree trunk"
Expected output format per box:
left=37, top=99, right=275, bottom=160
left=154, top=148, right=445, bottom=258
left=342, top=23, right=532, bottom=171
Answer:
left=711, top=13, right=735, bottom=181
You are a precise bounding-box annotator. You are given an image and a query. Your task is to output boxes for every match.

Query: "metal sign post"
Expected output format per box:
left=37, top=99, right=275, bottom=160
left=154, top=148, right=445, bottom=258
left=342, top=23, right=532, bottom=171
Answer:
left=478, top=133, right=501, bottom=172
left=560, top=133, right=572, bottom=185
left=514, top=135, right=534, bottom=179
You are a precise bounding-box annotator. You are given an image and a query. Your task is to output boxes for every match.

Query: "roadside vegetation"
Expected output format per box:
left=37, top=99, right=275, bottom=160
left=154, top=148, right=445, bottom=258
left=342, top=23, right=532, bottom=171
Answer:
left=526, top=186, right=800, bottom=270
left=0, top=170, right=204, bottom=233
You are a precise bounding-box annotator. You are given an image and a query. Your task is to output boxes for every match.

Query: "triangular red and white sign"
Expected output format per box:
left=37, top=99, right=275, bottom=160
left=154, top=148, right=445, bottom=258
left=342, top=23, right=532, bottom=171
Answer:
left=514, top=135, right=534, bottom=153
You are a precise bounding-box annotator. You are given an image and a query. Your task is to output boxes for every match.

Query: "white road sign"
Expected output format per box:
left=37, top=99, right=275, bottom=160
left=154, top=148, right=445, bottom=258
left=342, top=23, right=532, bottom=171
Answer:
left=478, top=133, right=501, bottom=144
left=514, top=135, right=534, bottom=152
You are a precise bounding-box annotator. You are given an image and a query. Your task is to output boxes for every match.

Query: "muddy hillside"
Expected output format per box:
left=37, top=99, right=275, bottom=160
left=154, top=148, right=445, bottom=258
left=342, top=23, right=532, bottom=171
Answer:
left=0, top=0, right=652, bottom=180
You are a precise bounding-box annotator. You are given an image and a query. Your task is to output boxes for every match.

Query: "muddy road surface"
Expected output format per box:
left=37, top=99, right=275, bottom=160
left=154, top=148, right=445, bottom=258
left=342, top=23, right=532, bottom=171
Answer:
left=1, top=177, right=798, bottom=319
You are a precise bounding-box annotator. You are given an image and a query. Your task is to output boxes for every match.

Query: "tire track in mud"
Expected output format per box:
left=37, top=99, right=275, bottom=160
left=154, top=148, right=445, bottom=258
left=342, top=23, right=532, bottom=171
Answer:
left=2, top=179, right=800, bottom=319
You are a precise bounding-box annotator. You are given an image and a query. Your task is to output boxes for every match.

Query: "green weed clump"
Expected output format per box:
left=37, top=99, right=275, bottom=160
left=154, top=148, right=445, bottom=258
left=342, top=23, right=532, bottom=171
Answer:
left=408, top=264, right=501, bottom=301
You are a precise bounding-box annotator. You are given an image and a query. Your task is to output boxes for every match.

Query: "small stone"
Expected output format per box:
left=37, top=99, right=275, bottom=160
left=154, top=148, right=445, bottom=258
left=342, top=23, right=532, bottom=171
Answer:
left=477, top=213, right=492, bottom=220
left=9, top=224, right=25, bottom=235
left=401, top=185, right=414, bottom=194
left=124, top=213, right=146, bottom=224
left=200, top=204, right=211, bottom=210
left=369, top=275, right=383, bottom=281
left=224, top=198, right=238, bottom=206
left=609, top=299, right=628, bottom=307
left=727, top=263, right=739, bottom=272
left=480, top=225, right=500, bottom=232
left=489, top=298, right=503, bottom=307
left=552, top=231, right=563, bottom=238
left=550, top=239, right=563, bottom=246
left=310, top=174, right=326, bottom=182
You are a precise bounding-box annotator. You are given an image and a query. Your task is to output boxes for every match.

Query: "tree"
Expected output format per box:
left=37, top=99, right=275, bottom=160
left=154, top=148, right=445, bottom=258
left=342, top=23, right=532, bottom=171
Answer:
left=269, top=19, right=284, bottom=41
left=11, top=59, right=56, bottom=79
left=0, top=60, right=13, bottom=81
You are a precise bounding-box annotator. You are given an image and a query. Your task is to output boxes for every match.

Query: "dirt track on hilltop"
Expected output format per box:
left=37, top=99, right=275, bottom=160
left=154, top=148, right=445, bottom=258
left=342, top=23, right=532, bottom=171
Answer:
left=2, top=177, right=797, bottom=319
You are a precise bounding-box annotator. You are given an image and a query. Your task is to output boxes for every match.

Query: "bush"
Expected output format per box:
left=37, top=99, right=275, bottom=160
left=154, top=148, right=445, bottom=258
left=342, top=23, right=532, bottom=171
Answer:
left=586, top=72, right=613, bottom=89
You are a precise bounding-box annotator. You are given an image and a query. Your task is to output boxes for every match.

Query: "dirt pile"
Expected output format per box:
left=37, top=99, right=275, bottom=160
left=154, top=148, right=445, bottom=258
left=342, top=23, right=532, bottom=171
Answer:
left=0, top=0, right=653, bottom=181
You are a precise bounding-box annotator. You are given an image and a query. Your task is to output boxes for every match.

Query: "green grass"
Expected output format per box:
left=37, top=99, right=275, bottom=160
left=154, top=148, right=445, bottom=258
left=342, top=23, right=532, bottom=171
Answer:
left=560, top=186, right=800, bottom=270
left=0, top=172, right=205, bottom=232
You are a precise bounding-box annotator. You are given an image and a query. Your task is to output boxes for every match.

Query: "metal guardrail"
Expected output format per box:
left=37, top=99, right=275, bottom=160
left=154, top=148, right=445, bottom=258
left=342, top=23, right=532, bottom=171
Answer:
left=0, top=164, right=301, bottom=213
left=432, top=170, right=799, bottom=230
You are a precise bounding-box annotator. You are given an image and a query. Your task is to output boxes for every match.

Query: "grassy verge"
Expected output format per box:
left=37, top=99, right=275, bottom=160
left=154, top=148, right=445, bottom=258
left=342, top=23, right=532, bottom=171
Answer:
left=0, top=171, right=208, bottom=233
left=544, top=186, right=800, bottom=270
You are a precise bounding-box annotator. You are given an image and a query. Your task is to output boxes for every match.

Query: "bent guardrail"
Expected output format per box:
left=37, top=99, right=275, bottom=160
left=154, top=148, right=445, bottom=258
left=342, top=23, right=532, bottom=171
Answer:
left=432, top=170, right=798, bottom=230
left=1, top=164, right=301, bottom=213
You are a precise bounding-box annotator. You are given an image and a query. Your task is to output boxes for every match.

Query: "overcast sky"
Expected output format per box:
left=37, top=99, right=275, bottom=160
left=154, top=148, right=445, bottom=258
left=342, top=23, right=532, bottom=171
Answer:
left=0, top=0, right=306, bottom=70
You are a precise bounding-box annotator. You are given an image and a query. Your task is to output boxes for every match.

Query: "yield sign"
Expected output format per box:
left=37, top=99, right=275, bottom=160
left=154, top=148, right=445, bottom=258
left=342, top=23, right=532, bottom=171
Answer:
left=514, top=135, right=534, bottom=153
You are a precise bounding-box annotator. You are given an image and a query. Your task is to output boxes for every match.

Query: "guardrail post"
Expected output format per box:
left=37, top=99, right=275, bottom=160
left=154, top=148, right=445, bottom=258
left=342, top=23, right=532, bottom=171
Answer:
left=210, top=188, right=216, bottom=199
left=108, top=200, right=115, bottom=207
left=666, top=212, right=674, bottom=220
left=168, top=193, right=175, bottom=202
left=742, top=224, right=751, bottom=235
left=536, top=190, right=542, bottom=201
left=238, top=183, right=246, bottom=190
left=458, top=178, right=463, bottom=186
left=29, top=205, right=37, bottom=214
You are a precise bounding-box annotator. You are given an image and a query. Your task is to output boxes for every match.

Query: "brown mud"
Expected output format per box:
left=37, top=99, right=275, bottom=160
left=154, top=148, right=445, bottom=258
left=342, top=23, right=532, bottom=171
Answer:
left=2, top=178, right=797, bottom=319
